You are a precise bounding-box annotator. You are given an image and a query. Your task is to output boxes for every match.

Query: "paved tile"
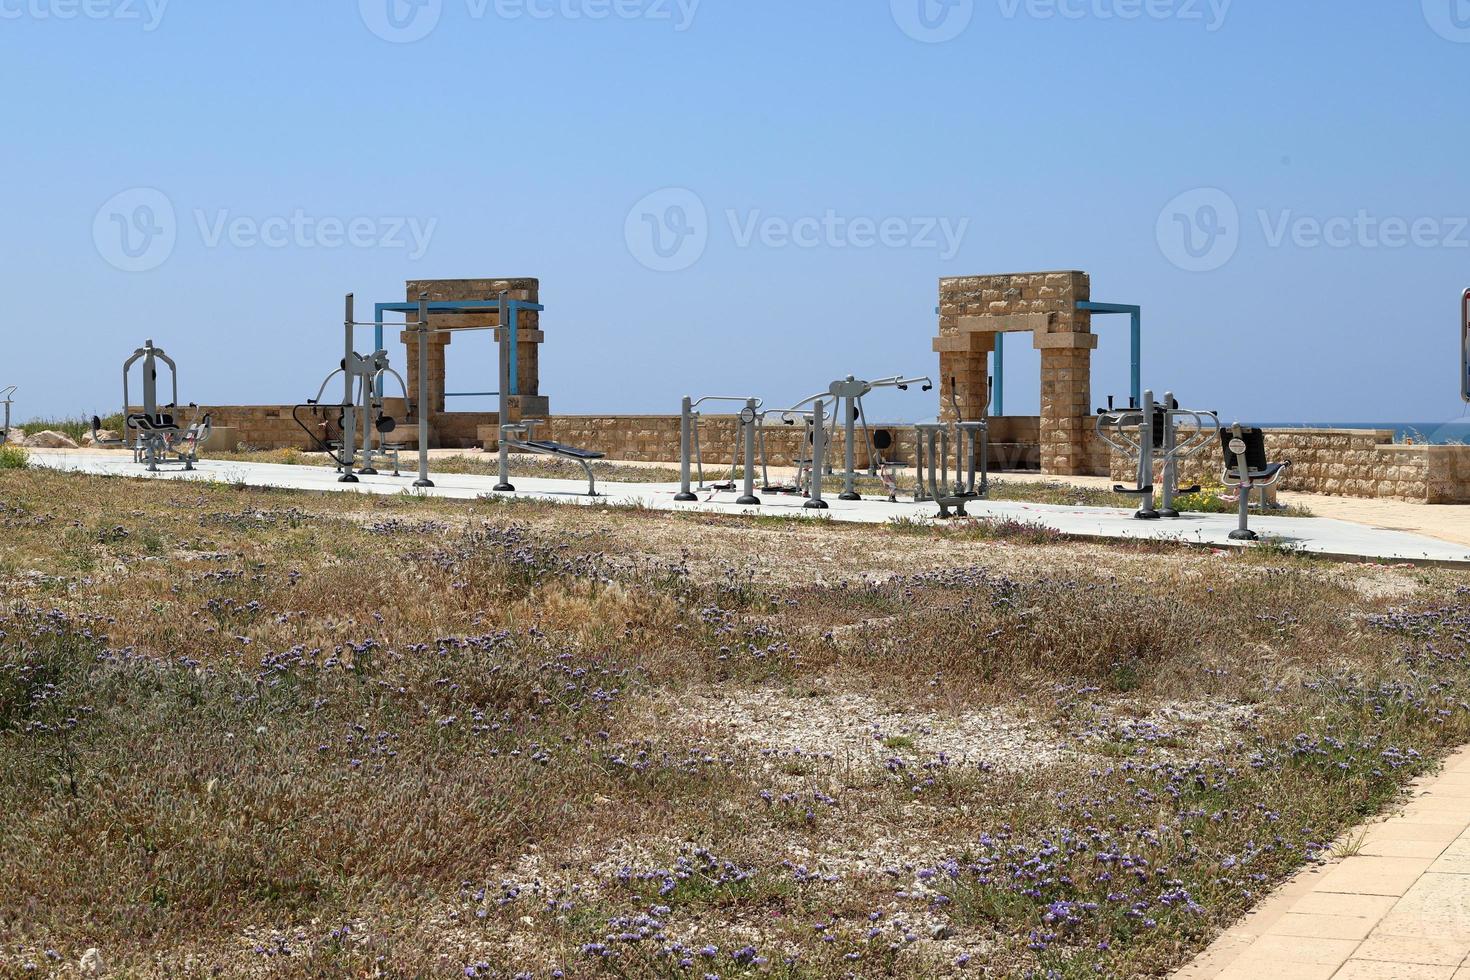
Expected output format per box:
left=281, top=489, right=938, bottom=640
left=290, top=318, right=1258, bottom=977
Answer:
left=1368, top=911, right=1470, bottom=942
left=1359, top=837, right=1452, bottom=859
left=1333, top=962, right=1457, bottom=980
left=1353, top=931, right=1470, bottom=965
left=1214, top=960, right=1340, bottom=980
left=1314, top=856, right=1434, bottom=897
left=1290, top=893, right=1398, bottom=919
left=1362, top=821, right=1466, bottom=844
left=1223, top=934, right=1359, bottom=965
left=1266, top=912, right=1378, bottom=941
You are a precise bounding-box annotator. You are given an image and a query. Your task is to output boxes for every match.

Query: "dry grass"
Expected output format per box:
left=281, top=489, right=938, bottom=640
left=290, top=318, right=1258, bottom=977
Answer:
left=0, top=467, right=1464, bottom=978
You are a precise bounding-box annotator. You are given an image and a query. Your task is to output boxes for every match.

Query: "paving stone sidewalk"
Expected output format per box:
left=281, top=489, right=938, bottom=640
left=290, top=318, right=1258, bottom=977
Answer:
left=1177, top=745, right=1470, bottom=979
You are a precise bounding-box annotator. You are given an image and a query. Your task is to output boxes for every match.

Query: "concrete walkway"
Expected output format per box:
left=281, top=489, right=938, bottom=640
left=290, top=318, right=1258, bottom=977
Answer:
left=1178, top=745, right=1470, bottom=980
left=22, top=450, right=1470, bottom=566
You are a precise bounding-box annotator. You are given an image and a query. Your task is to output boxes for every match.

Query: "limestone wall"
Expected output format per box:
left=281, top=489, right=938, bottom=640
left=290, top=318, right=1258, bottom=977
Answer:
left=1108, top=428, right=1470, bottom=504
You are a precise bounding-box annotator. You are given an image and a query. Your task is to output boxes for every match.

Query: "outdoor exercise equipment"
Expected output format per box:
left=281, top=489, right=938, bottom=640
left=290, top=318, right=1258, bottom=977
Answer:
left=913, top=378, right=989, bottom=519
left=1461, top=288, right=1469, bottom=404
left=498, top=420, right=606, bottom=496
left=676, top=395, right=765, bottom=504
left=804, top=399, right=829, bottom=510
left=831, top=375, right=931, bottom=500
left=1220, top=424, right=1291, bottom=541
left=0, top=386, right=14, bottom=446
left=294, top=295, right=420, bottom=483
left=1096, top=390, right=1218, bottom=520
left=91, top=341, right=213, bottom=472
left=474, top=293, right=603, bottom=498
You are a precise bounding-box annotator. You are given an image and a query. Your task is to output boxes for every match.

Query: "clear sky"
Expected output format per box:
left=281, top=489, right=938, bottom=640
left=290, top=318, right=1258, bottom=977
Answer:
left=4, top=0, right=1469, bottom=427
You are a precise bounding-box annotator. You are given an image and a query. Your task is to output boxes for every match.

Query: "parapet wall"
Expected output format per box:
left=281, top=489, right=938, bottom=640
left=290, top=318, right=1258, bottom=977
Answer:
left=1110, top=428, right=1470, bottom=504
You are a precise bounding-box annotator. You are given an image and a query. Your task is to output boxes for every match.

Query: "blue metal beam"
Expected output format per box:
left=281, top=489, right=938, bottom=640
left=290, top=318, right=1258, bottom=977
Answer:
left=370, top=298, right=544, bottom=399
left=1076, top=301, right=1142, bottom=408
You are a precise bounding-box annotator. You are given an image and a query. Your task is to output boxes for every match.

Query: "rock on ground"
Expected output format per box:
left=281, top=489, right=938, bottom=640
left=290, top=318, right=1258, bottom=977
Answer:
left=23, top=430, right=79, bottom=449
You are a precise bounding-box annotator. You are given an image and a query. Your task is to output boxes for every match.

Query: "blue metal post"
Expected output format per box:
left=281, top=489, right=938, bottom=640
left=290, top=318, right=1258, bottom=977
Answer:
left=1130, top=308, right=1141, bottom=409
left=993, top=333, right=1004, bottom=415
left=1076, top=301, right=1143, bottom=409
left=506, top=298, right=519, bottom=397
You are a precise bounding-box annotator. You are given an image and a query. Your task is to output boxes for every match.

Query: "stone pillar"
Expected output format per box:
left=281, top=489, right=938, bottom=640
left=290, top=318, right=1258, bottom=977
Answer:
left=401, top=329, right=451, bottom=416
left=1036, top=332, right=1099, bottom=475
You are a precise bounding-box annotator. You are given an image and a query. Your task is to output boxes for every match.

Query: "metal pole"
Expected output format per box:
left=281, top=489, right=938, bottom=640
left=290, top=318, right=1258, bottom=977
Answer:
left=676, top=396, right=697, bottom=501
left=994, top=333, right=1005, bottom=416
left=340, top=296, right=358, bottom=483
left=1131, top=309, right=1142, bottom=410
left=805, top=400, right=828, bottom=510
left=840, top=383, right=859, bottom=501
left=1136, top=390, right=1158, bottom=519
left=736, top=399, right=760, bottom=506
left=414, top=294, right=434, bottom=488
left=494, top=292, right=514, bottom=493
left=1159, top=391, right=1179, bottom=517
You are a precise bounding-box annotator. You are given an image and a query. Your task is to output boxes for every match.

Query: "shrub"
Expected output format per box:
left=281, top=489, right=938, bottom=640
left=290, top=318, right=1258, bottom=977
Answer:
left=0, top=444, right=28, bottom=470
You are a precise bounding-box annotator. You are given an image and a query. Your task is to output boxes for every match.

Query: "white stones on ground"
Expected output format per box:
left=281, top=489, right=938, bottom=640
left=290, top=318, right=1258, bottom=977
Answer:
left=23, top=430, right=80, bottom=449
left=79, top=948, right=107, bottom=975
left=5, top=428, right=25, bottom=445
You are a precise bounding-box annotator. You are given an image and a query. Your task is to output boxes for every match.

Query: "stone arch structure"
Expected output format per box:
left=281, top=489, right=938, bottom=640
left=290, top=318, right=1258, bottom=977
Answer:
left=397, top=278, right=550, bottom=447
left=934, top=271, right=1106, bottom=476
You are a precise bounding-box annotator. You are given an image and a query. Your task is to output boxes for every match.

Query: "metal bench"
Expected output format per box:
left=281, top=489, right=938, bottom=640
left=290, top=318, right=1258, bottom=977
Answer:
left=500, top=421, right=605, bottom=496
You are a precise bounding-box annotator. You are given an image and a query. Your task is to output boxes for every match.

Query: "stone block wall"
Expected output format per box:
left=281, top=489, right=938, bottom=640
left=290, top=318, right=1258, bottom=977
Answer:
left=1109, top=428, right=1470, bottom=504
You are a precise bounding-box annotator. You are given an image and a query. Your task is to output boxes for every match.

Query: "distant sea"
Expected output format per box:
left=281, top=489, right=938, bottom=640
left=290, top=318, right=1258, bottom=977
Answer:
left=1252, top=422, right=1470, bottom=445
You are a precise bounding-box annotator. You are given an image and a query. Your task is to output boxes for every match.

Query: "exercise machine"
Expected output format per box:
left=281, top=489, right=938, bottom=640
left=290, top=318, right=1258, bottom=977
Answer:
left=1220, top=424, right=1291, bottom=541
left=913, top=378, right=989, bottom=518
left=675, top=395, right=766, bottom=503
left=1461, top=288, right=1469, bottom=404
left=1096, top=390, right=1218, bottom=519
left=478, top=292, right=603, bottom=498
left=91, top=341, right=213, bottom=471
left=295, top=296, right=419, bottom=482
left=499, top=420, right=607, bottom=497
left=0, top=386, right=14, bottom=446
left=773, top=374, right=932, bottom=502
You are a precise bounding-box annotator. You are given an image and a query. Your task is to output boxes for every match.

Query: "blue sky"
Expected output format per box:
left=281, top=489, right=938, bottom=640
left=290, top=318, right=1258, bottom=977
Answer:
left=4, top=0, right=1470, bottom=427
